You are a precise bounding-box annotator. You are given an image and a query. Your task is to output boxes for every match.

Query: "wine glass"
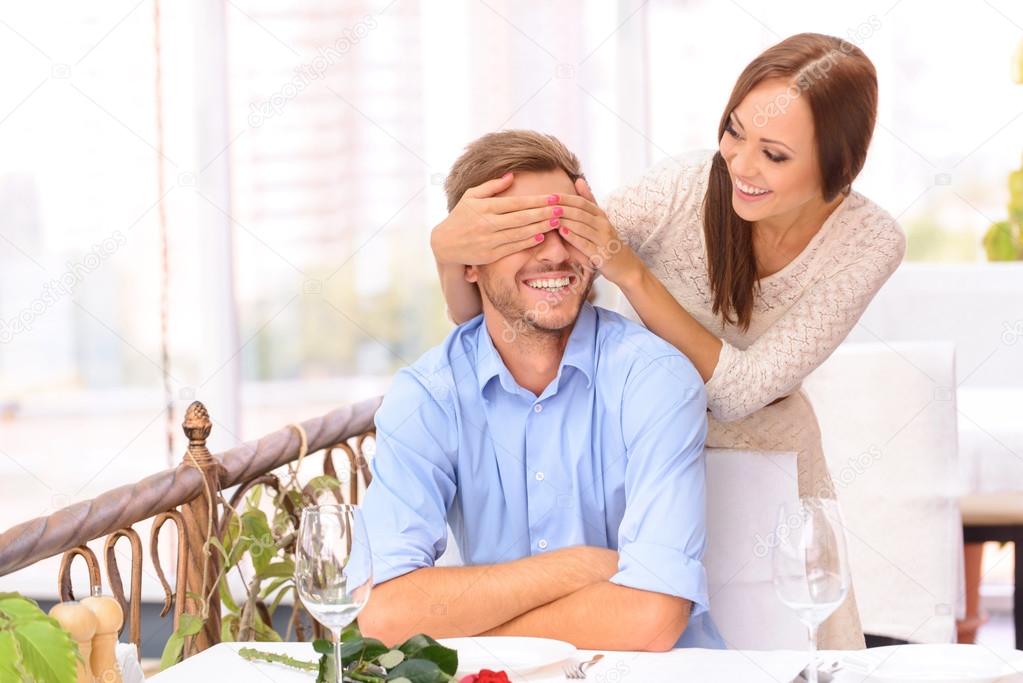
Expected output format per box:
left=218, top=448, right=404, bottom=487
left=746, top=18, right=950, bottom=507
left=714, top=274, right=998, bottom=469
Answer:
left=772, top=497, right=850, bottom=683
left=295, top=504, right=373, bottom=682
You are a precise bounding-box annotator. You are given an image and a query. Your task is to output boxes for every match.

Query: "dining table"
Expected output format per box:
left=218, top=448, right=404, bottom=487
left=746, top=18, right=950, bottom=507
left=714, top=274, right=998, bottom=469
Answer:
left=147, top=640, right=1023, bottom=683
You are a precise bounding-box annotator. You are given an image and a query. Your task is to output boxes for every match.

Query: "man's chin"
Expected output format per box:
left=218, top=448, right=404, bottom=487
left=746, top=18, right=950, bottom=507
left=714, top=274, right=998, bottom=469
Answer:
left=521, top=299, right=584, bottom=332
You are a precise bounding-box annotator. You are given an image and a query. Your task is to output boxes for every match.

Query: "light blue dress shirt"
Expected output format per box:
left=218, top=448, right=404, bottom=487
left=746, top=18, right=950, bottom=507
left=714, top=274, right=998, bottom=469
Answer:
left=361, top=303, right=724, bottom=648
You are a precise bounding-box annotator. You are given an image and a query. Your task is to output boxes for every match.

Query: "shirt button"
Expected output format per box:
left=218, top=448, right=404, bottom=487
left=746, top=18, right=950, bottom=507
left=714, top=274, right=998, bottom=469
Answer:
left=535, top=471, right=545, bottom=481
left=537, top=539, right=548, bottom=550
left=533, top=403, right=543, bottom=413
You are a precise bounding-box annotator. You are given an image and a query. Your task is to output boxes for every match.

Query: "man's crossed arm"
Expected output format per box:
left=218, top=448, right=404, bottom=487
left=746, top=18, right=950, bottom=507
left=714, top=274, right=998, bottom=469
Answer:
left=358, top=546, right=690, bottom=652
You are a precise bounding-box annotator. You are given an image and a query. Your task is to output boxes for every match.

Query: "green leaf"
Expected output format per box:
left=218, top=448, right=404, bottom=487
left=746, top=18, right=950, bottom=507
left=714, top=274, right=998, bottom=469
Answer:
left=219, top=579, right=240, bottom=614
left=339, top=636, right=388, bottom=662
left=378, top=648, right=405, bottom=669
left=0, top=631, right=24, bottom=681
left=160, top=613, right=205, bottom=670
left=303, top=475, right=343, bottom=503
left=312, top=638, right=334, bottom=655
left=251, top=613, right=283, bottom=642
left=0, top=593, right=51, bottom=624
left=259, top=576, right=290, bottom=600
left=221, top=614, right=239, bottom=643
left=242, top=510, right=275, bottom=574
left=268, top=583, right=293, bottom=615
left=415, top=644, right=458, bottom=676
left=386, top=658, right=448, bottom=683
left=247, top=483, right=263, bottom=509
left=398, top=633, right=443, bottom=658
left=12, top=619, right=77, bottom=683
left=257, top=560, right=294, bottom=580
left=341, top=623, right=361, bottom=641
left=984, top=221, right=1020, bottom=261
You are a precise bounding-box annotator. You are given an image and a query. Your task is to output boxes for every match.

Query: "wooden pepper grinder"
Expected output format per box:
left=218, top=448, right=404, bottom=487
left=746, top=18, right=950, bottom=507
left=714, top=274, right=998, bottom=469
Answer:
left=48, top=601, right=98, bottom=683
left=82, top=589, right=123, bottom=683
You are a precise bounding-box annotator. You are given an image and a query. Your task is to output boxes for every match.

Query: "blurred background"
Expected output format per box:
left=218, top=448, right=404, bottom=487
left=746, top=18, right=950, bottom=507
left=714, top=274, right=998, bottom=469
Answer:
left=2, top=0, right=1023, bottom=652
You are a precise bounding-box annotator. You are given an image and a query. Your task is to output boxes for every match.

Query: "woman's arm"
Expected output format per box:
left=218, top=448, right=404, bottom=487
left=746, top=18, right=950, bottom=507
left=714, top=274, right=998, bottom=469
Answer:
left=559, top=183, right=907, bottom=421
left=553, top=180, right=723, bottom=383
left=700, top=222, right=906, bottom=420
left=434, top=259, right=480, bottom=324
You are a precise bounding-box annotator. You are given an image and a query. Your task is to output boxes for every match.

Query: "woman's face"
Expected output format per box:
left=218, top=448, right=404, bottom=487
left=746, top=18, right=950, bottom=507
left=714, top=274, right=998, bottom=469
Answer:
left=718, top=78, right=826, bottom=224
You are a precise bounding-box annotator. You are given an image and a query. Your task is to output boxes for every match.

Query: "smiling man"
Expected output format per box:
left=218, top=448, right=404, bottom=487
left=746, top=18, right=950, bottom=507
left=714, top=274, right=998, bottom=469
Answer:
left=358, top=130, right=720, bottom=651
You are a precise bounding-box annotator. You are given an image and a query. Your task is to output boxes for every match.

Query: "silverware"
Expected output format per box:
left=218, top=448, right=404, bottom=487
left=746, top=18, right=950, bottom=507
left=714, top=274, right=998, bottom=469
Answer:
left=563, top=653, right=604, bottom=679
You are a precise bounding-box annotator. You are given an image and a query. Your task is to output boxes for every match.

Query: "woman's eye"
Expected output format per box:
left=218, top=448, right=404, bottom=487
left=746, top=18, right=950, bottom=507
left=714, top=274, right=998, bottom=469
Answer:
left=764, top=150, right=788, bottom=163
left=725, top=122, right=741, bottom=139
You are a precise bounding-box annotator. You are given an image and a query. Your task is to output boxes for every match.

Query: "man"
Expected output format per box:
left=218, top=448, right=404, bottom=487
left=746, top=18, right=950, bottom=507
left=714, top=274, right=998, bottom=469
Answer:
left=358, top=130, right=720, bottom=651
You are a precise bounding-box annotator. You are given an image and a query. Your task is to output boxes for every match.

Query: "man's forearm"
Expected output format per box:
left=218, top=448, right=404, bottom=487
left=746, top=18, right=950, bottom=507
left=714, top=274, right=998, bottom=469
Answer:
left=359, top=546, right=618, bottom=644
left=483, top=582, right=691, bottom=652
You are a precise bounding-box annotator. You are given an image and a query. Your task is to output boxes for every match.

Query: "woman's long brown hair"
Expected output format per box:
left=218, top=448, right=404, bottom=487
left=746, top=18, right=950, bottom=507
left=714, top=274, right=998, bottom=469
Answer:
left=703, top=33, right=878, bottom=331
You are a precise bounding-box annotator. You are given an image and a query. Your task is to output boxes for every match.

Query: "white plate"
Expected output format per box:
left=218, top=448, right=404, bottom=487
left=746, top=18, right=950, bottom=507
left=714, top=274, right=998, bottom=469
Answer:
left=840, top=644, right=1023, bottom=683
left=438, top=636, right=576, bottom=676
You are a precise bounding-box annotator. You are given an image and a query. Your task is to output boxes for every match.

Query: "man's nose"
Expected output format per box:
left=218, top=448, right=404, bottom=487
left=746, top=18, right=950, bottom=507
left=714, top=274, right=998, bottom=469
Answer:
left=535, top=228, right=571, bottom=262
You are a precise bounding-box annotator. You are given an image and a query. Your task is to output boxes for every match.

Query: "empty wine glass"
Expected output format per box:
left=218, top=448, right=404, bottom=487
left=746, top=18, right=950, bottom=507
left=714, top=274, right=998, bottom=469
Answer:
left=772, top=497, right=850, bottom=683
left=295, top=504, right=373, bottom=682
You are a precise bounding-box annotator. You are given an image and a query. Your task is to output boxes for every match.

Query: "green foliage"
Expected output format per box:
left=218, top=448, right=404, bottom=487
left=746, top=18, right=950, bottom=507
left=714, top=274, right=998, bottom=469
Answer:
left=160, top=463, right=348, bottom=670
left=238, top=627, right=459, bottom=683
left=160, top=612, right=205, bottom=671
left=984, top=220, right=1020, bottom=261
left=982, top=49, right=1023, bottom=260
left=0, top=593, right=77, bottom=683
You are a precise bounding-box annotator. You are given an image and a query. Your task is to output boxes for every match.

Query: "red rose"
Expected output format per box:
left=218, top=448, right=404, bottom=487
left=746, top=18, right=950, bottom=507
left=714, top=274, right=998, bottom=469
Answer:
left=459, top=670, right=510, bottom=683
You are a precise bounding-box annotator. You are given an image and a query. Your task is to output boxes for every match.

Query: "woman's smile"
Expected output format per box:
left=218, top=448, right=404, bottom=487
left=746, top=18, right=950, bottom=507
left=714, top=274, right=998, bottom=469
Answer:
left=732, top=175, right=773, bottom=203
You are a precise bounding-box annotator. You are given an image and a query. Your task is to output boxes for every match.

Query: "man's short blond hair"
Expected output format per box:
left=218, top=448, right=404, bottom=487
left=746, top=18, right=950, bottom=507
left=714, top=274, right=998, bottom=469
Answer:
left=444, top=130, right=583, bottom=211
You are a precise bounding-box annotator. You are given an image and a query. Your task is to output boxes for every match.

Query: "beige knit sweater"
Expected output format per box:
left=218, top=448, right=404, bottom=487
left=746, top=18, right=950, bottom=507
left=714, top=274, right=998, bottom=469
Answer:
left=605, top=150, right=907, bottom=423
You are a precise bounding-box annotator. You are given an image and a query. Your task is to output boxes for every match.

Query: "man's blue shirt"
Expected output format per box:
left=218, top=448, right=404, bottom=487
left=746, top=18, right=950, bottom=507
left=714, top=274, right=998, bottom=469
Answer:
left=362, top=303, right=723, bottom=648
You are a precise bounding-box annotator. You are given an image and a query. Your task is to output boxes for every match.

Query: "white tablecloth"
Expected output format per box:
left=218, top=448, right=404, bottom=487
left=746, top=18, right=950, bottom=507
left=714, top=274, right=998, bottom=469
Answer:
left=149, top=642, right=813, bottom=682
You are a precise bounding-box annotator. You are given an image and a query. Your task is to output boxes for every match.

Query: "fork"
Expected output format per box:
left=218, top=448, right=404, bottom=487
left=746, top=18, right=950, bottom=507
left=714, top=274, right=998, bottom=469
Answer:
left=563, top=654, right=604, bottom=679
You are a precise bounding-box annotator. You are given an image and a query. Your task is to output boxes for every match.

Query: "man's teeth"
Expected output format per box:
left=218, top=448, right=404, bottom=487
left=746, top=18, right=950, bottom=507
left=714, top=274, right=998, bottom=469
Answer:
left=735, top=178, right=770, bottom=196
left=526, top=277, right=571, bottom=290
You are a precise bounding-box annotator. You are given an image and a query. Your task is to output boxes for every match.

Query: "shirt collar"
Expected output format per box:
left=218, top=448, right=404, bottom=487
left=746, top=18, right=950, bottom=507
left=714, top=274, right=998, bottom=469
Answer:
left=475, top=303, right=597, bottom=396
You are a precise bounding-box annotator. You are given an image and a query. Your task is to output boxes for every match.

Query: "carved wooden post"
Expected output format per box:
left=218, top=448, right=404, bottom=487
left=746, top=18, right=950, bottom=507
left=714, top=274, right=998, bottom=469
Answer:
left=178, top=401, right=222, bottom=655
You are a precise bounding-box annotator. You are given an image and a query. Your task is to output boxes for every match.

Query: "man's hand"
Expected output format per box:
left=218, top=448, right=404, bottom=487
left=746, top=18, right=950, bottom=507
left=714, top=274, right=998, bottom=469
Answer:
left=430, top=174, right=565, bottom=266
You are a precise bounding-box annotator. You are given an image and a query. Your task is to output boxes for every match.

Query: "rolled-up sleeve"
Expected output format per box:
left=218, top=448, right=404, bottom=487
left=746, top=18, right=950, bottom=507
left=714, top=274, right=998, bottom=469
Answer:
left=610, top=353, right=710, bottom=616
left=361, top=367, right=457, bottom=585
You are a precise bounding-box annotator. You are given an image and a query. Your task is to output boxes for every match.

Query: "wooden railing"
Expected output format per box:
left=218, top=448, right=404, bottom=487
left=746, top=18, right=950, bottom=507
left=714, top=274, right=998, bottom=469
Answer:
left=0, top=396, right=381, bottom=657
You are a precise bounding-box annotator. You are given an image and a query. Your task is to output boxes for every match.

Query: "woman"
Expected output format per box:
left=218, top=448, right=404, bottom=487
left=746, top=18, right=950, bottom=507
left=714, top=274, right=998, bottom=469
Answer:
left=431, top=33, right=905, bottom=649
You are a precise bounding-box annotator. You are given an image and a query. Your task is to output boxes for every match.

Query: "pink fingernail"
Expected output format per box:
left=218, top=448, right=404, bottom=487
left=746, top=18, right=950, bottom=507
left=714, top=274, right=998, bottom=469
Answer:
left=549, top=218, right=560, bottom=227
left=547, top=194, right=560, bottom=205
left=534, top=233, right=545, bottom=242
left=560, top=226, right=569, bottom=236
left=502, top=172, right=513, bottom=180
left=552, top=206, right=564, bottom=217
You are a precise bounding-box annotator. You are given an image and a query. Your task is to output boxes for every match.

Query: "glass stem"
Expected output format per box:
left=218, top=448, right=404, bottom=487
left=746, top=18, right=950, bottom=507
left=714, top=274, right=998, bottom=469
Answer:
left=332, top=627, right=343, bottom=683
left=807, top=623, right=819, bottom=683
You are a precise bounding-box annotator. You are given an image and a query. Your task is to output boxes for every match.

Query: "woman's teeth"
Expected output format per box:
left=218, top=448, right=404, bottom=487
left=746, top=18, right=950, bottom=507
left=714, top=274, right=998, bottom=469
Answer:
left=735, top=178, right=770, bottom=196
left=526, top=277, right=571, bottom=291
